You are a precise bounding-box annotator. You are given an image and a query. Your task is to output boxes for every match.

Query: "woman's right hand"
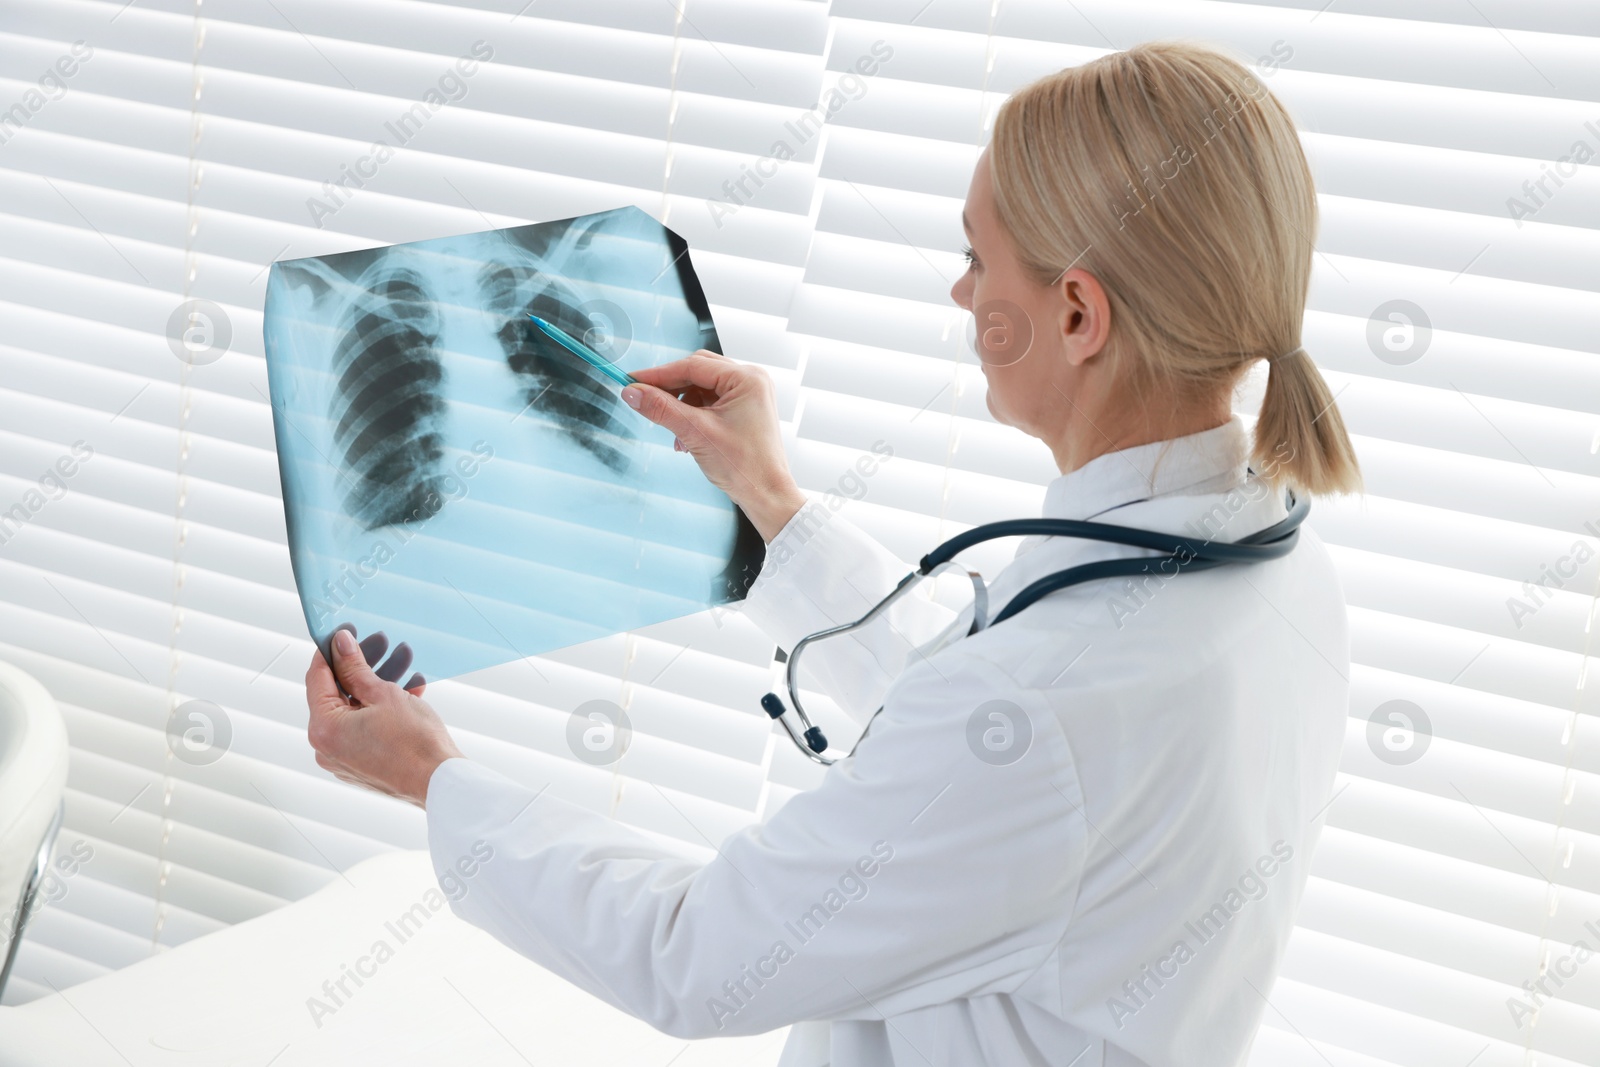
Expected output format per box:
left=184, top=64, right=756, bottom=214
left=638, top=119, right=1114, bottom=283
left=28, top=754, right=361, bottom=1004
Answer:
left=621, top=351, right=805, bottom=543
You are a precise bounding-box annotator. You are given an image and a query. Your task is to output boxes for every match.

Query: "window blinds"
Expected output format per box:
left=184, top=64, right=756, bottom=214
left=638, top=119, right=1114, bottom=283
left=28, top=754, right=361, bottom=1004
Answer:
left=1, top=3, right=1596, bottom=1066
left=0, top=0, right=831, bottom=1004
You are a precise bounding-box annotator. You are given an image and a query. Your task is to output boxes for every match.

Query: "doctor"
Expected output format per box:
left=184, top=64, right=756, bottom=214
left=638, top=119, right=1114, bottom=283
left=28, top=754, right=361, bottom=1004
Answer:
left=306, top=41, right=1361, bottom=1066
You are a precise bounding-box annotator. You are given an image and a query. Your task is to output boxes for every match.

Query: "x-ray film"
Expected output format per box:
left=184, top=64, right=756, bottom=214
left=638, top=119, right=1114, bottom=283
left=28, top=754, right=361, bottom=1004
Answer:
left=262, top=206, right=764, bottom=681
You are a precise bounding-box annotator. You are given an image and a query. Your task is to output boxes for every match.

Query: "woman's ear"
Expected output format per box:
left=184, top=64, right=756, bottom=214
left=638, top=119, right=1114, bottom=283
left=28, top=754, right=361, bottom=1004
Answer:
left=1057, top=268, right=1112, bottom=368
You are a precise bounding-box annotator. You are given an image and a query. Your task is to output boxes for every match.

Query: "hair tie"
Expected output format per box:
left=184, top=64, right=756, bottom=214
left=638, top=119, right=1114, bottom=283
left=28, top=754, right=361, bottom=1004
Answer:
left=1267, top=345, right=1306, bottom=365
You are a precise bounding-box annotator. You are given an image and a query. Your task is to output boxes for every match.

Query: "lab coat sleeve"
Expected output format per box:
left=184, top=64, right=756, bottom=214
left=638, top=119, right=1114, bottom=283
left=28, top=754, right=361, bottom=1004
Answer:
left=737, top=498, right=960, bottom=723
left=425, top=651, right=1086, bottom=1041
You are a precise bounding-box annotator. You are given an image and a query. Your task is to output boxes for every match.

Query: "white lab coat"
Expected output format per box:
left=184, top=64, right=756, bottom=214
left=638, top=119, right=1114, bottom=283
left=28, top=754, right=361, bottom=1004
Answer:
left=425, top=415, right=1350, bottom=1066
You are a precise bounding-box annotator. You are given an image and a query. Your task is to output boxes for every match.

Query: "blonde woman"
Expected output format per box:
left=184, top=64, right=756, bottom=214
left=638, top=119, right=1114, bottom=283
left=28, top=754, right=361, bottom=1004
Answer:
left=307, top=39, right=1361, bottom=1067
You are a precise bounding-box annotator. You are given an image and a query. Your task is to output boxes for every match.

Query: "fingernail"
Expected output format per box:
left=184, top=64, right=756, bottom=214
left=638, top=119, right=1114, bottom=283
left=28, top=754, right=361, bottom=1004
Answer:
left=334, top=629, right=356, bottom=655
left=621, top=387, right=641, bottom=409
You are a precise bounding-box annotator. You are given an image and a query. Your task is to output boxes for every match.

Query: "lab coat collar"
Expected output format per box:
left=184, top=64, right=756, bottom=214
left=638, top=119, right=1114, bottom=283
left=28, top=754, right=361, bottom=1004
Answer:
left=913, top=411, right=1283, bottom=690
left=1039, top=414, right=1252, bottom=523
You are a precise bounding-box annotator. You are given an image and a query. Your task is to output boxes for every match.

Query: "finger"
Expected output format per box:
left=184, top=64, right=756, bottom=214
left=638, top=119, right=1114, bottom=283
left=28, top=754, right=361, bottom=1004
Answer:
left=627, top=353, right=745, bottom=396
left=329, top=627, right=389, bottom=705
left=621, top=380, right=711, bottom=443
left=326, top=623, right=366, bottom=695
left=332, top=621, right=357, bottom=646
left=680, top=386, right=717, bottom=409
left=404, top=673, right=426, bottom=696
left=359, top=630, right=389, bottom=668
left=375, top=641, right=414, bottom=684
left=305, top=644, right=347, bottom=710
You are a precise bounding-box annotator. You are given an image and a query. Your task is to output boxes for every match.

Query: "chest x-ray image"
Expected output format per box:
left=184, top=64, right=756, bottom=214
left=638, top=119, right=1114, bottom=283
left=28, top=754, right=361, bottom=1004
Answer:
left=262, top=206, right=764, bottom=682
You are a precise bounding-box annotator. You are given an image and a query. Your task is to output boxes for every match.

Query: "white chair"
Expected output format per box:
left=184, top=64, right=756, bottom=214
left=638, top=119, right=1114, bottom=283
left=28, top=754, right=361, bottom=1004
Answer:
left=0, top=661, right=69, bottom=1003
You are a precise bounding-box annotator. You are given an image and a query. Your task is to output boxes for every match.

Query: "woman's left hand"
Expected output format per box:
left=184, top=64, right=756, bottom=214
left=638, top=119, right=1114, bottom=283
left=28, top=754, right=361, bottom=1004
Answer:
left=305, top=624, right=464, bottom=808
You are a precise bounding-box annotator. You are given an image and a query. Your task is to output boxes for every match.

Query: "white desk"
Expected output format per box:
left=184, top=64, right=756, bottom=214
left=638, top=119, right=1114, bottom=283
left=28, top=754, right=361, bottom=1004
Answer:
left=0, top=849, right=788, bottom=1066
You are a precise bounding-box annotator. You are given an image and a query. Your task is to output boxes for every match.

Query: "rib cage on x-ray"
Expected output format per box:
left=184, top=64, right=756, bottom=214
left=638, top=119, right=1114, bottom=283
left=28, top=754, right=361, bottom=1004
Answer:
left=477, top=222, right=637, bottom=475
left=327, top=263, right=451, bottom=530
left=293, top=227, right=639, bottom=532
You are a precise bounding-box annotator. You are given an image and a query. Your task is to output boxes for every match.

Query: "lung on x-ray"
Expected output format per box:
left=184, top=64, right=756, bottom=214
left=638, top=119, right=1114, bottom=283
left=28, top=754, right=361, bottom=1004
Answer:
left=262, top=206, right=764, bottom=681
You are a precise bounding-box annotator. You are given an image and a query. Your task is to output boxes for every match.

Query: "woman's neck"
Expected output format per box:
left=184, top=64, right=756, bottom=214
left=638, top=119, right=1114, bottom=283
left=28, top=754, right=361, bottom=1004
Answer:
left=1046, top=399, right=1233, bottom=475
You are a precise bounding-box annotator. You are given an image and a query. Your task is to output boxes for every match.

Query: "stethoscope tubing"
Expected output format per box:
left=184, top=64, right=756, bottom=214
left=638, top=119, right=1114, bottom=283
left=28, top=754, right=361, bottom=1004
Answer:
left=762, top=490, right=1308, bottom=765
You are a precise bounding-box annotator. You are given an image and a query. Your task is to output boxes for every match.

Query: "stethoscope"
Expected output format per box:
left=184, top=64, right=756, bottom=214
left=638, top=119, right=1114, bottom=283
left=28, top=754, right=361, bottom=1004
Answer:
left=759, top=488, right=1310, bottom=765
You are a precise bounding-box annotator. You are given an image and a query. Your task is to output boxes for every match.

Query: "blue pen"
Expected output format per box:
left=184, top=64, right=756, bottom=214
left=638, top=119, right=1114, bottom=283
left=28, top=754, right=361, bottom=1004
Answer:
left=527, top=313, right=637, bottom=387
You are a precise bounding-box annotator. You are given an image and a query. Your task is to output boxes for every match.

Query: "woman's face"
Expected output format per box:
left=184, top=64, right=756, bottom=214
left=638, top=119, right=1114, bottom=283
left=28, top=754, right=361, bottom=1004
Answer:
left=949, top=148, right=1115, bottom=464
left=950, top=148, right=1053, bottom=435
left=951, top=149, right=1237, bottom=475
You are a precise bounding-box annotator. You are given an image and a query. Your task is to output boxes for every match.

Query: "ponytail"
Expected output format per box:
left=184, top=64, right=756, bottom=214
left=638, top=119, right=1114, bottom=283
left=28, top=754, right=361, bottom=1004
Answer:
left=1254, top=347, right=1363, bottom=495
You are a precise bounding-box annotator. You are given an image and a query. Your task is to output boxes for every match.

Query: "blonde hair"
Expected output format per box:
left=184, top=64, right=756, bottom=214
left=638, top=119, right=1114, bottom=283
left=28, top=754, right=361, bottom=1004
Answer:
left=989, top=40, right=1362, bottom=496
